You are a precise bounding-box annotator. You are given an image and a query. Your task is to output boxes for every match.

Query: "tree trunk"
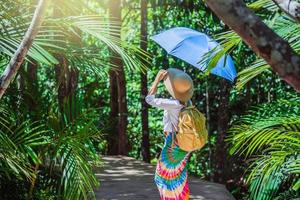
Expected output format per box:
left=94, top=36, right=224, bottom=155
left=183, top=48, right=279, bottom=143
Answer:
left=54, top=57, right=78, bottom=114
left=0, top=0, right=49, bottom=99
left=24, top=61, right=40, bottom=120
left=108, top=70, right=119, bottom=155
left=27, top=62, right=38, bottom=93
left=140, top=0, right=150, bottom=163
left=55, top=55, right=69, bottom=112
left=109, top=0, right=129, bottom=155
left=205, top=78, right=213, bottom=181
left=205, top=0, right=300, bottom=92
left=107, top=1, right=119, bottom=155
left=53, top=0, right=78, bottom=115
left=214, top=79, right=231, bottom=184
left=117, top=67, right=128, bottom=155
left=67, top=67, right=79, bottom=120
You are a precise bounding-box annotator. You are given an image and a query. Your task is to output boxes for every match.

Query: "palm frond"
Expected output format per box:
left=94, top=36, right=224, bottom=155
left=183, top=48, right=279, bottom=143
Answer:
left=236, top=59, right=271, bottom=90
left=0, top=17, right=59, bottom=65
left=0, top=106, right=50, bottom=180
left=57, top=137, right=99, bottom=199
left=248, top=0, right=277, bottom=12
left=44, top=97, right=102, bottom=199
left=228, top=98, right=300, bottom=200
left=55, top=15, right=151, bottom=72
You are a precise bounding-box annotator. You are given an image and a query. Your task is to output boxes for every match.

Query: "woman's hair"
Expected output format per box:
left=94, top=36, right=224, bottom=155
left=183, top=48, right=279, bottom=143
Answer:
left=179, top=100, right=192, bottom=106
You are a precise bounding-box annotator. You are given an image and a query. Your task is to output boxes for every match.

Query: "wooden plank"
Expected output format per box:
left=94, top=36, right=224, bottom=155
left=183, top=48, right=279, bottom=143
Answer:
left=95, top=156, right=235, bottom=200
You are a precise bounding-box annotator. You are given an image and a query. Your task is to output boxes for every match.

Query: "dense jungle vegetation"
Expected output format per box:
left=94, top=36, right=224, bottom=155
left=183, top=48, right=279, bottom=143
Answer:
left=0, top=0, right=299, bottom=199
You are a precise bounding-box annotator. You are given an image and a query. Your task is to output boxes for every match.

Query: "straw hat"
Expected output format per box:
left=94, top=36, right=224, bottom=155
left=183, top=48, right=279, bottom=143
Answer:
left=164, top=68, right=194, bottom=103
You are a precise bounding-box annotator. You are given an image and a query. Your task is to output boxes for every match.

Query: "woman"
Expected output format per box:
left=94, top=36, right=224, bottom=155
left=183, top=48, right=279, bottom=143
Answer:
left=145, top=68, right=194, bottom=200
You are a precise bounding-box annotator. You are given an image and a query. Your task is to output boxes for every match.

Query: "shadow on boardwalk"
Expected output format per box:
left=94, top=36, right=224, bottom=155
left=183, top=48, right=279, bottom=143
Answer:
left=95, top=156, right=235, bottom=200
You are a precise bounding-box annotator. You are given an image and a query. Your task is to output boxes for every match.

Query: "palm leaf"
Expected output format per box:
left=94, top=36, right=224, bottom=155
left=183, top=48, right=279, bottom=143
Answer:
left=43, top=97, right=102, bottom=199
left=0, top=106, right=49, bottom=180
left=228, top=98, right=300, bottom=199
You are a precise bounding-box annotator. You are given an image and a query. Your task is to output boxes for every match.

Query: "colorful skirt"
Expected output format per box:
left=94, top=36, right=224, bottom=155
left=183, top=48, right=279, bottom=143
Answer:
left=154, top=132, right=190, bottom=200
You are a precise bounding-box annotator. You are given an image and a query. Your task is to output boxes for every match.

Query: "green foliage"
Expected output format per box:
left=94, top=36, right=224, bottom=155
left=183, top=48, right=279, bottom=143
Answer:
left=44, top=97, right=100, bottom=199
left=228, top=97, right=300, bottom=200
left=0, top=2, right=150, bottom=75
left=0, top=8, right=58, bottom=65
left=0, top=106, right=48, bottom=180
left=1, top=0, right=300, bottom=199
left=0, top=96, right=102, bottom=199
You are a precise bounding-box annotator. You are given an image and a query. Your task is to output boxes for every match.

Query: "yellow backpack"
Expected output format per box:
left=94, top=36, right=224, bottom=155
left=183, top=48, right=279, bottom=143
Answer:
left=176, top=106, right=208, bottom=152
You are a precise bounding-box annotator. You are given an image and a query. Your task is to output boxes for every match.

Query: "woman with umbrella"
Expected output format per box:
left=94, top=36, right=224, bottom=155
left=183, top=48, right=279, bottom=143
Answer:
left=146, top=68, right=194, bottom=200
left=146, top=27, right=237, bottom=199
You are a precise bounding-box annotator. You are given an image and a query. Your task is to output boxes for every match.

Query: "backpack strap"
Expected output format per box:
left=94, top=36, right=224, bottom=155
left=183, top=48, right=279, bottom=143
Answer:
left=171, top=100, right=193, bottom=149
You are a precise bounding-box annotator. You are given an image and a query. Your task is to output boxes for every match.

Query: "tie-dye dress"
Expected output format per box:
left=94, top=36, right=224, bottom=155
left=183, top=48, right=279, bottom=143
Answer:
left=154, top=132, right=190, bottom=200
left=145, top=94, right=190, bottom=199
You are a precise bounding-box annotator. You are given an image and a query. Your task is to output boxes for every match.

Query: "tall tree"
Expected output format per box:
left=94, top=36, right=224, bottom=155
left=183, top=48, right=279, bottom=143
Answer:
left=19, top=61, right=40, bottom=120
left=214, top=79, right=231, bottom=184
left=140, top=0, right=150, bottom=163
left=0, top=0, right=49, bottom=99
left=205, top=0, right=300, bottom=92
left=54, top=55, right=69, bottom=111
left=107, top=2, right=120, bottom=155
left=205, top=78, right=213, bottom=181
left=109, top=0, right=129, bottom=155
left=27, top=62, right=39, bottom=118
left=107, top=75, right=119, bottom=155
left=53, top=1, right=79, bottom=113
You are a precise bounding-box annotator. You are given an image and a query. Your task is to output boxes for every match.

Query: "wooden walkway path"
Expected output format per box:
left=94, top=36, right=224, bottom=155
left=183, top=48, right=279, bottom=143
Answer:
left=95, top=156, right=235, bottom=200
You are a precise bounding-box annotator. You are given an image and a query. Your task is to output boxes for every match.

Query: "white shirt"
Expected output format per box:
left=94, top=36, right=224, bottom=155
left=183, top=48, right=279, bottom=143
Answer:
left=145, top=95, right=184, bottom=133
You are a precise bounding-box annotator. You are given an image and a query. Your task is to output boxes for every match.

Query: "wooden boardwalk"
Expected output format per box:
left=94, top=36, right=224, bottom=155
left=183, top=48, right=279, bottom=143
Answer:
left=95, top=156, right=235, bottom=200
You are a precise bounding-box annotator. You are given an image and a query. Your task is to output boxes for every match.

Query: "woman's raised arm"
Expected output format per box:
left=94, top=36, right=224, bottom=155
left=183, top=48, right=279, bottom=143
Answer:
left=148, top=69, right=168, bottom=96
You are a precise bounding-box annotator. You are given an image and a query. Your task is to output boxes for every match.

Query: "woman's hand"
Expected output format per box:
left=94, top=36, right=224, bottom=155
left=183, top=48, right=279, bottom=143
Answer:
left=155, top=70, right=168, bottom=82
left=148, top=70, right=168, bottom=96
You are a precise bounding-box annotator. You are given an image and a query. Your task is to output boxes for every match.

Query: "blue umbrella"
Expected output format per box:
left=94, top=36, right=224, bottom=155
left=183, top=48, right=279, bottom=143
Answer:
left=151, top=27, right=237, bottom=82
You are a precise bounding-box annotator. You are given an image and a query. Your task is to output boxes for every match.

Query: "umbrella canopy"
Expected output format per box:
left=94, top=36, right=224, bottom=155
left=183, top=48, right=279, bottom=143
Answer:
left=151, top=27, right=237, bottom=82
